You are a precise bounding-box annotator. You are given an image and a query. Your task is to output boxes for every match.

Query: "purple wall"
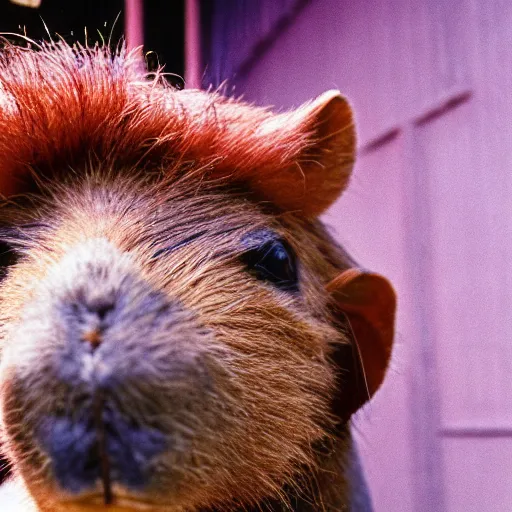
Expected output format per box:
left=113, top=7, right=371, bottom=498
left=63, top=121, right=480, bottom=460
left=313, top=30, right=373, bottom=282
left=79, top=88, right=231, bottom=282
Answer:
left=199, top=0, right=309, bottom=89
left=202, top=1, right=512, bottom=511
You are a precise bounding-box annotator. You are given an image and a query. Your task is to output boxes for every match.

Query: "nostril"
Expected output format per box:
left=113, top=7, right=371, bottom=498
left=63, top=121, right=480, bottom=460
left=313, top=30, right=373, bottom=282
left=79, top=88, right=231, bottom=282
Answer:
left=89, top=301, right=115, bottom=321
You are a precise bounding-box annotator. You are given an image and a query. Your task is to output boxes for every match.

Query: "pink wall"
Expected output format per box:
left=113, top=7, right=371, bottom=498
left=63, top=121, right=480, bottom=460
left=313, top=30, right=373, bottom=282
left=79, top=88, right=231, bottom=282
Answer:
left=231, top=0, right=512, bottom=511
left=185, top=0, right=201, bottom=89
left=124, top=0, right=143, bottom=51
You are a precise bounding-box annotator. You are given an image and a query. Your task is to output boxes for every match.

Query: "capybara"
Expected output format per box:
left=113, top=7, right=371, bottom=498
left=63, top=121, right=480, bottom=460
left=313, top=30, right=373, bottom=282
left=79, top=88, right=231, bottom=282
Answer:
left=0, top=42, right=396, bottom=512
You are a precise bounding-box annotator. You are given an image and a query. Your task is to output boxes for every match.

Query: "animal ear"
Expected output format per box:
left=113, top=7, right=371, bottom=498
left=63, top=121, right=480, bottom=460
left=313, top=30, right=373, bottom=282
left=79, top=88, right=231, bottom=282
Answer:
left=250, top=90, right=356, bottom=217
left=326, top=268, right=396, bottom=420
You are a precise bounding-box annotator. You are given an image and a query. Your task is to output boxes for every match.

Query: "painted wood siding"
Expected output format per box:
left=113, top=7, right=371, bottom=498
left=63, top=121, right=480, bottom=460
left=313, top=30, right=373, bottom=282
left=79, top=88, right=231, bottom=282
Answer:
left=207, top=0, right=512, bottom=510
left=199, top=0, right=309, bottom=89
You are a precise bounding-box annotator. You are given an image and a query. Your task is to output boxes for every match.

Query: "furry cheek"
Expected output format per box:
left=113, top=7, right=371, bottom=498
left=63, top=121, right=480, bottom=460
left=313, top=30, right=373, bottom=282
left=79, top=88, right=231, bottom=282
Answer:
left=0, top=232, right=339, bottom=511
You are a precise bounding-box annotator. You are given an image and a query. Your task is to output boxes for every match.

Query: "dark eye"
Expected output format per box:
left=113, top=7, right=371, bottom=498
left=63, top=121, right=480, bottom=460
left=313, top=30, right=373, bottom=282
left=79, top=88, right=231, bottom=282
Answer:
left=241, top=236, right=299, bottom=292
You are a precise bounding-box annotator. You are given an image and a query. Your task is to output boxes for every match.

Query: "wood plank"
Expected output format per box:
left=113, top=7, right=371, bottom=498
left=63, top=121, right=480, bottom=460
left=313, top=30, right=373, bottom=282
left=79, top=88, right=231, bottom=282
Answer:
left=443, top=438, right=512, bottom=512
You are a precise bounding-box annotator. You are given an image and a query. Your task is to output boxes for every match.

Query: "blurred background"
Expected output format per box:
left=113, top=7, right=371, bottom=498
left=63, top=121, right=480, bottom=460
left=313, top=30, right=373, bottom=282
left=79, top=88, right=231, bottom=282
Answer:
left=2, top=1, right=511, bottom=511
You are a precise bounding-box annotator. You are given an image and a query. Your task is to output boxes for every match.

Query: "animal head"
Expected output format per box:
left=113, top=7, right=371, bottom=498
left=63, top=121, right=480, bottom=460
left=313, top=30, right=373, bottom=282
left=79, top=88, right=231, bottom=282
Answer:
left=0, top=43, right=395, bottom=512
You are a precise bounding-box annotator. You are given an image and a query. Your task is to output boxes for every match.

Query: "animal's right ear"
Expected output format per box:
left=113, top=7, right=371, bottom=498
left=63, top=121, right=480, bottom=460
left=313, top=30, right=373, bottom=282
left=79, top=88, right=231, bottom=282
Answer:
left=202, top=90, right=356, bottom=217
left=326, top=268, right=396, bottom=421
left=251, top=90, right=356, bottom=217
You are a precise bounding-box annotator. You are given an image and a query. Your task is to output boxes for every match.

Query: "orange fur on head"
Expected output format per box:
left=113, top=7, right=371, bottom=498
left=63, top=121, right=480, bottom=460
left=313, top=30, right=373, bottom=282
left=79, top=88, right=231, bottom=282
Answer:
left=0, top=42, right=395, bottom=512
left=0, top=44, right=354, bottom=216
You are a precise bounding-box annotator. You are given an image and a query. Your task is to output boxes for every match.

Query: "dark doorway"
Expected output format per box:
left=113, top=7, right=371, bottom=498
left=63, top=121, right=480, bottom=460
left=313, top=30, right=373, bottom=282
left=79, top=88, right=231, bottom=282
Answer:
left=0, top=0, right=125, bottom=46
left=0, top=0, right=185, bottom=79
left=143, top=1, right=185, bottom=80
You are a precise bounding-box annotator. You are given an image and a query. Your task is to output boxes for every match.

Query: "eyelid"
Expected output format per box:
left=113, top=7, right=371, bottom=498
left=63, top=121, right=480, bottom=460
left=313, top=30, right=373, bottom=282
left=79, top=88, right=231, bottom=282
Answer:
left=240, top=229, right=283, bottom=251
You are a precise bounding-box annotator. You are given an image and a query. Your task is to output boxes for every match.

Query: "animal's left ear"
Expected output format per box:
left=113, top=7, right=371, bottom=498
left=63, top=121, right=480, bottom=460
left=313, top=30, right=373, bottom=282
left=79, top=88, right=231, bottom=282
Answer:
left=326, top=268, right=396, bottom=420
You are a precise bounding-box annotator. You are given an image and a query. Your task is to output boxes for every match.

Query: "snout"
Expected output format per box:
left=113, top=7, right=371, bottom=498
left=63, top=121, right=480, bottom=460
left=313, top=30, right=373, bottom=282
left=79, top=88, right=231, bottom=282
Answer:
left=0, top=239, right=231, bottom=502
left=36, top=403, right=167, bottom=494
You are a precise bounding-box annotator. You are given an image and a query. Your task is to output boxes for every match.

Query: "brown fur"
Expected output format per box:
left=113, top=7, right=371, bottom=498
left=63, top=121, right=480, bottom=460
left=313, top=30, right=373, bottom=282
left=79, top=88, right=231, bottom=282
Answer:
left=0, top=42, right=395, bottom=512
